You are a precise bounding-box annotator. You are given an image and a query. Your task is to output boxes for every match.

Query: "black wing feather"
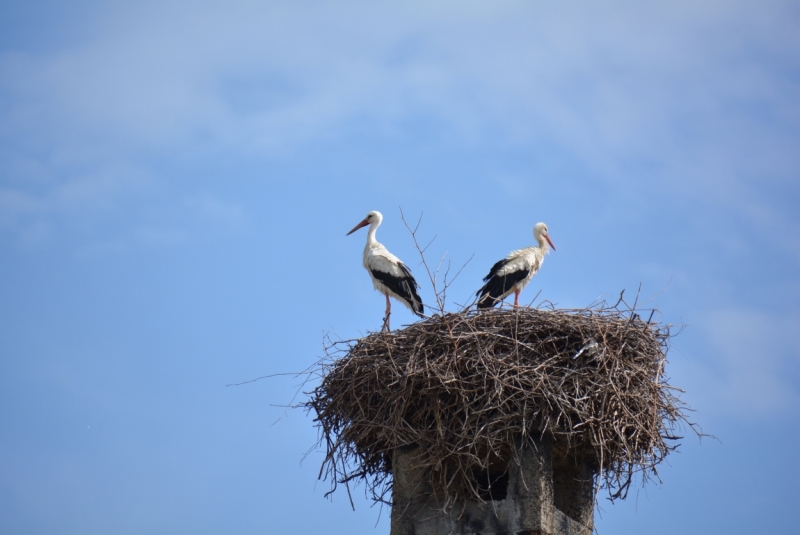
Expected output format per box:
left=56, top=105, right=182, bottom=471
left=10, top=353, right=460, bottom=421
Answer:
left=476, top=263, right=530, bottom=309
left=370, top=264, right=424, bottom=316
left=483, top=257, right=511, bottom=281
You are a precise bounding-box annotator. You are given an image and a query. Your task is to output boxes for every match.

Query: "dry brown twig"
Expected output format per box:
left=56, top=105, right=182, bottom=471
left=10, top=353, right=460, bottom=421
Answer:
left=398, top=207, right=472, bottom=317
left=302, top=212, right=699, bottom=511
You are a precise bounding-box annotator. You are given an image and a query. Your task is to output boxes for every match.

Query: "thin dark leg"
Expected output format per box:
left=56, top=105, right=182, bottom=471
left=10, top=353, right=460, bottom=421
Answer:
left=382, top=293, right=391, bottom=331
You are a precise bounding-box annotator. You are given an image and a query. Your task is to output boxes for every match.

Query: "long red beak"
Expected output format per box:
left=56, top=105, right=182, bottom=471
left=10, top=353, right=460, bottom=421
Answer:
left=346, top=219, right=369, bottom=236
left=546, top=235, right=556, bottom=251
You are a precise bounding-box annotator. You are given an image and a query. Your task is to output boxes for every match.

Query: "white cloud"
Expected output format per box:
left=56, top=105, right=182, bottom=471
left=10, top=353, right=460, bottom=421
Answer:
left=680, top=307, right=800, bottom=419
left=0, top=0, right=797, bottom=250
left=0, top=164, right=151, bottom=238
left=3, top=2, right=796, bottom=156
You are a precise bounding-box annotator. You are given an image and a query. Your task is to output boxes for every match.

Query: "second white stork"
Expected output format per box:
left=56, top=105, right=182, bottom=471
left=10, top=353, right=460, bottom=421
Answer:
left=347, top=210, right=423, bottom=330
left=476, top=222, right=556, bottom=309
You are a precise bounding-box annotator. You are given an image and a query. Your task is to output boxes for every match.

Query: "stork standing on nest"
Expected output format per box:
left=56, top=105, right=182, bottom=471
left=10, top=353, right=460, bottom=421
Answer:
left=476, top=222, right=556, bottom=309
left=347, top=210, right=424, bottom=330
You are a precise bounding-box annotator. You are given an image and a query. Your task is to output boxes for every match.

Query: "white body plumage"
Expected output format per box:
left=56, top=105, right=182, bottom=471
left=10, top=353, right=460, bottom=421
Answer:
left=490, top=246, right=546, bottom=292
left=362, top=241, right=414, bottom=308
left=347, top=211, right=423, bottom=326
left=476, top=222, right=555, bottom=309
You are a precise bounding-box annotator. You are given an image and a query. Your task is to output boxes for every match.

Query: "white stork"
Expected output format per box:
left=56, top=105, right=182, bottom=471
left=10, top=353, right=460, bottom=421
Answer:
left=347, top=210, right=424, bottom=330
left=476, top=222, right=556, bottom=309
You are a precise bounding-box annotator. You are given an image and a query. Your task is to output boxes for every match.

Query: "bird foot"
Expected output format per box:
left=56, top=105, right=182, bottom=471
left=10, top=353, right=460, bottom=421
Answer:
left=381, top=312, right=391, bottom=332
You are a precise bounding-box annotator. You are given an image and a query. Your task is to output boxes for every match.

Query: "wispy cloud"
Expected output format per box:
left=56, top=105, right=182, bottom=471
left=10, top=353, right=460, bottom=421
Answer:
left=0, top=163, right=151, bottom=245
left=0, top=1, right=797, bottom=268
left=681, top=307, right=800, bottom=419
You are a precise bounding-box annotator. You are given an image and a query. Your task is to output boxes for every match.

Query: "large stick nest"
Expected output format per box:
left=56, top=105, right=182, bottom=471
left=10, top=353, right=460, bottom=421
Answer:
left=306, top=305, right=693, bottom=507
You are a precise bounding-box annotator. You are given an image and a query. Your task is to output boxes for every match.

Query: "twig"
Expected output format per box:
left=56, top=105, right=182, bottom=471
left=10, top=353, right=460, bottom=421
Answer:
left=304, top=302, right=701, bottom=510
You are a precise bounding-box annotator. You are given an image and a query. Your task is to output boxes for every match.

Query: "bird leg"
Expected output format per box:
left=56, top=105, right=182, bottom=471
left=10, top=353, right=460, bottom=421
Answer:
left=382, top=293, right=391, bottom=331
left=513, top=289, right=520, bottom=308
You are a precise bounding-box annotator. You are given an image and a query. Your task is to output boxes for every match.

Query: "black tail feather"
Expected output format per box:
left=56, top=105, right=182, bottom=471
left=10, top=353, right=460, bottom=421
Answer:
left=370, top=267, right=424, bottom=316
left=475, top=268, right=530, bottom=309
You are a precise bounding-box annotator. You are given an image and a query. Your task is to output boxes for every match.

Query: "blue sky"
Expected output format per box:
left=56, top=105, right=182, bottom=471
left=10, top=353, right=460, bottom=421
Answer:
left=1, top=1, right=798, bottom=534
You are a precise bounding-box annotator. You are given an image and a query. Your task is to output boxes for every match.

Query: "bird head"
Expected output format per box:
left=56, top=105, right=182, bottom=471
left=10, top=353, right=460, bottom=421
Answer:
left=346, top=210, right=383, bottom=235
left=534, top=222, right=556, bottom=251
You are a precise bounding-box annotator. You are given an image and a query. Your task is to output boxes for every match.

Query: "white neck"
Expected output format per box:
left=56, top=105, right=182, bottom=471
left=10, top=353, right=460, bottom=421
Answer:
left=538, top=236, right=547, bottom=250
left=535, top=234, right=550, bottom=252
left=366, top=221, right=379, bottom=246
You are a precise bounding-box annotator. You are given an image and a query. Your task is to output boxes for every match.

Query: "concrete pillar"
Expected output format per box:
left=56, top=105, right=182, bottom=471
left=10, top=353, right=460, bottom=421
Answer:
left=552, top=449, right=596, bottom=530
left=390, top=436, right=593, bottom=535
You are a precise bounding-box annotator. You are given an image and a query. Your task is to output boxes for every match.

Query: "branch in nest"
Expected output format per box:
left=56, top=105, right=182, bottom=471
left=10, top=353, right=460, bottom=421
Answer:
left=304, top=303, right=701, bottom=510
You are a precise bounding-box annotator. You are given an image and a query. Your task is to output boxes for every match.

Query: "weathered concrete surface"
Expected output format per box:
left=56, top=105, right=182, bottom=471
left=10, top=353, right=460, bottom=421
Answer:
left=390, top=436, right=594, bottom=535
left=552, top=443, right=596, bottom=530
